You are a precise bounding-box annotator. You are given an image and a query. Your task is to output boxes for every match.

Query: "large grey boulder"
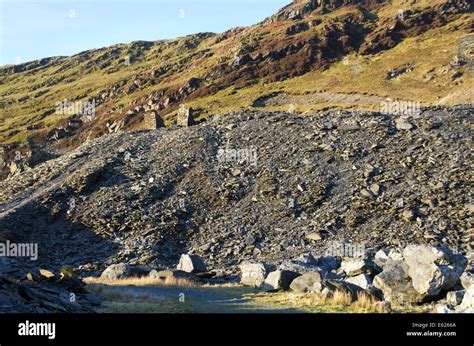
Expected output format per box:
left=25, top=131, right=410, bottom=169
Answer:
left=239, top=261, right=270, bottom=288
left=402, top=245, right=466, bottom=297
left=344, top=273, right=373, bottom=290
left=289, top=271, right=324, bottom=293
left=176, top=254, right=207, bottom=274
left=262, top=270, right=300, bottom=292
left=325, top=279, right=365, bottom=300
left=341, top=258, right=370, bottom=277
left=373, top=260, right=422, bottom=304
left=374, top=248, right=390, bottom=268
left=100, top=263, right=130, bottom=280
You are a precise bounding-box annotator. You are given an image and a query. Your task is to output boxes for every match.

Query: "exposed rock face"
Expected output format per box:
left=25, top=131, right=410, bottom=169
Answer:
left=402, top=245, right=466, bottom=297
left=176, top=254, right=207, bottom=274
left=100, top=263, right=130, bottom=280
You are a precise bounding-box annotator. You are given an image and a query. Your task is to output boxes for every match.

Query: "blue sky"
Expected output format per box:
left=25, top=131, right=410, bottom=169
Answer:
left=0, top=0, right=290, bottom=66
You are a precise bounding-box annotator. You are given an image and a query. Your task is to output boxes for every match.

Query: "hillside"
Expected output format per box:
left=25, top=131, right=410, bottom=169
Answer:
left=0, top=0, right=472, bottom=179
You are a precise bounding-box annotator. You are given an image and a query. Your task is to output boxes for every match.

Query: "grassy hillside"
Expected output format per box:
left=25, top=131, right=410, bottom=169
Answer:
left=0, top=0, right=472, bottom=153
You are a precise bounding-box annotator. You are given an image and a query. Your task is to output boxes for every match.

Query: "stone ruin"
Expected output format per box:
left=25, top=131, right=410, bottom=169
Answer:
left=177, top=104, right=193, bottom=127
left=144, top=111, right=164, bottom=130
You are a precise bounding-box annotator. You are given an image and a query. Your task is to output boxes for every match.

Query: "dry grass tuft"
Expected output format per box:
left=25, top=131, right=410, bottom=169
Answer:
left=83, top=275, right=199, bottom=287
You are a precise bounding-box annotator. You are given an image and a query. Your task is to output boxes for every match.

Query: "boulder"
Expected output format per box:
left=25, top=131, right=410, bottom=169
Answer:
left=460, top=271, right=474, bottom=290
left=239, top=261, right=269, bottom=288
left=344, top=273, right=373, bottom=290
left=456, top=287, right=474, bottom=311
left=373, top=260, right=422, bottom=304
left=325, top=279, right=365, bottom=300
left=374, top=248, right=390, bottom=267
left=289, top=271, right=324, bottom=293
left=100, top=263, right=130, bottom=280
left=262, top=270, right=300, bottom=292
left=279, top=253, right=318, bottom=273
left=341, top=258, right=370, bottom=277
left=446, top=290, right=464, bottom=306
left=402, top=245, right=467, bottom=297
left=395, top=117, right=413, bottom=130
left=176, top=254, right=207, bottom=274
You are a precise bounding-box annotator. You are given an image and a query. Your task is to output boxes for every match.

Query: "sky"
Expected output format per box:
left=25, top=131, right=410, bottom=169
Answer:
left=0, top=0, right=290, bottom=66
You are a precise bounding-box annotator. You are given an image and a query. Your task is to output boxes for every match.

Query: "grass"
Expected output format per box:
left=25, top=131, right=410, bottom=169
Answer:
left=83, top=275, right=202, bottom=288
left=83, top=275, right=428, bottom=313
left=245, top=290, right=427, bottom=313
left=1, top=1, right=471, bottom=148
